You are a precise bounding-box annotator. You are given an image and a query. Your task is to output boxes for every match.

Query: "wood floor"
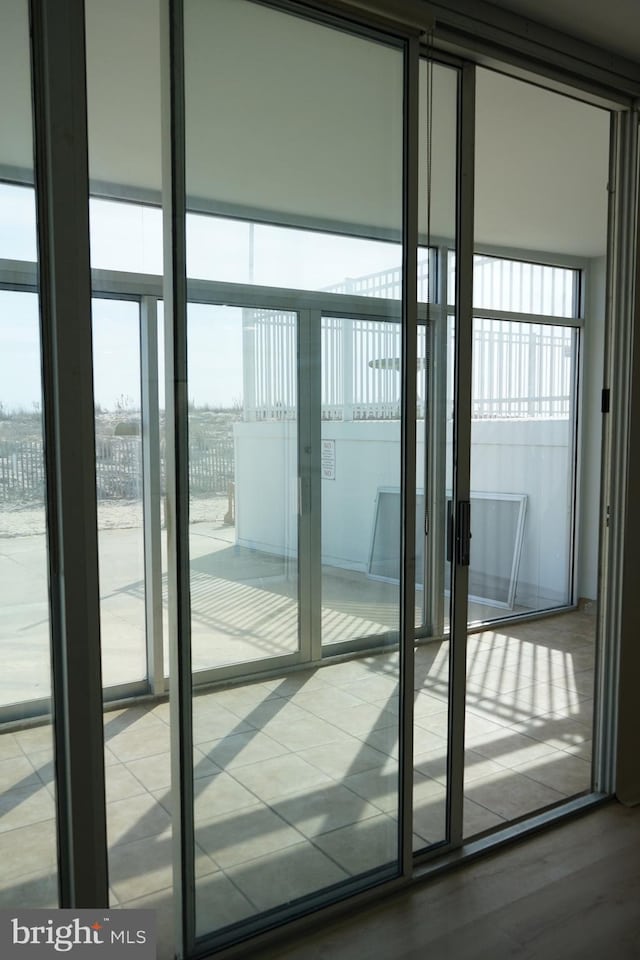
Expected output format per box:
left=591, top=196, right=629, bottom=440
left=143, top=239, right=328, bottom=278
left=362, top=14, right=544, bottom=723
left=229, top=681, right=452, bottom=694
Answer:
left=261, top=801, right=640, bottom=960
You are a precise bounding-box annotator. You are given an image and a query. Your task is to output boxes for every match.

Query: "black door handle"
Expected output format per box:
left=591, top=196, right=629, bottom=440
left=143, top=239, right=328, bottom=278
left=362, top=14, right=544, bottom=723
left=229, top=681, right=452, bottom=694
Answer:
left=456, top=499, right=471, bottom=567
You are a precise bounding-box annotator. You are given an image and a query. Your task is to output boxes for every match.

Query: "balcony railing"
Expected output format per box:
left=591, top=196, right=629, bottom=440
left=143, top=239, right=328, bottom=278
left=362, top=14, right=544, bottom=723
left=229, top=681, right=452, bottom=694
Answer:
left=244, top=312, right=573, bottom=422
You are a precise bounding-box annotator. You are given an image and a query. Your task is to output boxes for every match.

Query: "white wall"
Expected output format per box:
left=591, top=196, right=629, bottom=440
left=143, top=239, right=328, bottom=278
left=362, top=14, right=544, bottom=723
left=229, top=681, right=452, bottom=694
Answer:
left=468, top=419, right=572, bottom=605
left=319, top=422, right=401, bottom=570
left=235, top=417, right=573, bottom=607
left=234, top=421, right=298, bottom=558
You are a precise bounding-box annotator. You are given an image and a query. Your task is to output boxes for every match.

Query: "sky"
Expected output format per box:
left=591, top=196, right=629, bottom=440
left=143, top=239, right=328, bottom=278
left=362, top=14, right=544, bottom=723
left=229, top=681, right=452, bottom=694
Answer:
left=0, top=183, right=575, bottom=414
left=0, top=184, right=405, bottom=413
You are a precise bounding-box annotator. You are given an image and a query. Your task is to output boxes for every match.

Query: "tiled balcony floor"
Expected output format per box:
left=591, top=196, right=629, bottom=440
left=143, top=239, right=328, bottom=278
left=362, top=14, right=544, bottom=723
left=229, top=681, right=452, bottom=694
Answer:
left=0, top=517, right=549, bottom=704
left=0, top=608, right=594, bottom=958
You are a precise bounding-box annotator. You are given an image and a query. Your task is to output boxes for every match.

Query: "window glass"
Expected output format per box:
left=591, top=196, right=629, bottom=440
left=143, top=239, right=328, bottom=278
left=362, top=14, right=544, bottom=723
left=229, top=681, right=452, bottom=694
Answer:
left=0, top=0, right=58, bottom=908
left=473, top=255, right=577, bottom=318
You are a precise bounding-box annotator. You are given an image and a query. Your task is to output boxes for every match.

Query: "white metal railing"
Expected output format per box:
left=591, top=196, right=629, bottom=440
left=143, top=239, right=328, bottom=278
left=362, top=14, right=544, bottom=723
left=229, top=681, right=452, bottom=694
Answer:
left=245, top=310, right=574, bottom=422
left=244, top=310, right=429, bottom=421
left=244, top=259, right=430, bottom=422
left=243, top=308, right=298, bottom=420
left=325, top=257, right=430, bottom=301
left=472, top=255, right=576, bottom=317
left=470, top=319, right=574, bottom=419
left=447, top=254, right=578, bottom=317
left=244, top=257, right=578, bottom=422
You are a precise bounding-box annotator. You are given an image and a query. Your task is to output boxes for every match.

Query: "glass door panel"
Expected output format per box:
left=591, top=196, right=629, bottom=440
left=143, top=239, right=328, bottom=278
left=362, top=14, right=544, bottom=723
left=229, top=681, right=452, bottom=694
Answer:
left=182, top=0, right=404, bottom=945
left=315, top=312, right=401, bottom=872
left=412, top=312, right=454, bottom=850
left=0, top=292, right=52, bottom=709
left=0, top=0, right=58, bottom=906
left=187, top=304, right=299, bottom=672
left=463, top=320, right=589, bottom=833
left=0, top=289, right=58, bottom=904
left=462, top=68, right=609, bottom=836
left=468, top=319, right=576, bottom=620
left=92, top=298, right=147, bottom=688
left=412, top=59, right=459, bottom=853
left=320, top=315, right=401, bottom=652
left=191, top=307, right=400, bottom=938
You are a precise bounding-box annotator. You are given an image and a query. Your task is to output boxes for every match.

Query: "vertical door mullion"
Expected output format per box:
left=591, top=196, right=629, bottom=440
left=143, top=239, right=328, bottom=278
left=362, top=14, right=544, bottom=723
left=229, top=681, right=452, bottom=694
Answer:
left=568, top=324, right=581, bottom=607
left=299, top=308, right=321, bottom=662
left=141, top=295, right=165, bottom=695
left=29, top=0, right=109, bottom=906
left=161, top=0, right=195, bottom=955
left=597, top=109, right=640, bottom=799
left=400, top=34, right=419, bottom=879
left=448, top=61, right=476, bottom=848
left=431, top=242, right=452, bottom=638
left=424, top=307, right=447, bottom=638
left=592, top=113, right=620, bottom=798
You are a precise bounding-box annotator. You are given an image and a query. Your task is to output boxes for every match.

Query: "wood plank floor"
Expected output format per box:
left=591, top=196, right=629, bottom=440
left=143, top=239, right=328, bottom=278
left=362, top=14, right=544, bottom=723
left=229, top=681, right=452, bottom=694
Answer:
left=263, top=801, right=640, bottom=960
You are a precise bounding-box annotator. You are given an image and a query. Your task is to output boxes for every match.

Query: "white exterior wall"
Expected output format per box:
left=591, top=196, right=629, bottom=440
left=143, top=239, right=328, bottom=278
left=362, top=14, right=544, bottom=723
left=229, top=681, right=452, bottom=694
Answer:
left=319, top=421, right=401, bottom=570
left=467, top=419, right=572, bottom=605
left=234, top=418, right=574, bottom=605
left=234, top=421, right=299, bottom=558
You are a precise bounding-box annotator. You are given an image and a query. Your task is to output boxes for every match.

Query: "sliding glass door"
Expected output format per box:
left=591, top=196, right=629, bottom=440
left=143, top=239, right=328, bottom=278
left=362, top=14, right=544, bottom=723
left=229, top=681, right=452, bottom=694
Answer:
left=0, top=0, right=58, bottom=907
left=92, top=298, right=147, bottom=688
left=459, top=69, right=609, bottom=838
left=187, top=303, right=300, bottom=674
left=164, top=2, right=610, bottom=954
left=320, top=314, right=402, bottom=653
left=0, top=0, right=622, bottom=952
left=177, top=1, right=409, bottom=948
left=411, top=59, right=460, bottom=852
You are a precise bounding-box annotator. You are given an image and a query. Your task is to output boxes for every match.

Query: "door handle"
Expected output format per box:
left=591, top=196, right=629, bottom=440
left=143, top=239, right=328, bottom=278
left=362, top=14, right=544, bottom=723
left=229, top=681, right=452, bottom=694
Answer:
left=298, top=476, right=311, bottom=515
left=456, top=499, right=471, bottom=567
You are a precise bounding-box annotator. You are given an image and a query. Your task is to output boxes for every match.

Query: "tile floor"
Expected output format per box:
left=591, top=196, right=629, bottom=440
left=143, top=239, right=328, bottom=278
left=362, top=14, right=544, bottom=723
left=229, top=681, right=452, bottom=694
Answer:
left=0, top=607, right=595, bottom=958
left=0, top=516, right=554, bottom=706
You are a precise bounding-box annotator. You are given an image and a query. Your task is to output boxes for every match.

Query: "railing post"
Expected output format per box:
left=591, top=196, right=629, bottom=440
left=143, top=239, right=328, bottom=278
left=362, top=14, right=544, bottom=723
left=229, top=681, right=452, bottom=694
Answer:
left=343, top=317, right=354, bottom=421
left=528, top=328, right=538, bottom=418
left=242, top=307, right=257, bottom=421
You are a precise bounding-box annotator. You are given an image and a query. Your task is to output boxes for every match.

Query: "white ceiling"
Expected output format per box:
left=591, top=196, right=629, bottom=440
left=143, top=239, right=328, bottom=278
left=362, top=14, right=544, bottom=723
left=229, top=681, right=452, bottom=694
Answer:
left=475, top=68, right=609, bottom=257
left=0, top=0, right=615, bottom=258
left=85, top=0, right=617, bottom=257
left=485, top=0, right=640, bottom=64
